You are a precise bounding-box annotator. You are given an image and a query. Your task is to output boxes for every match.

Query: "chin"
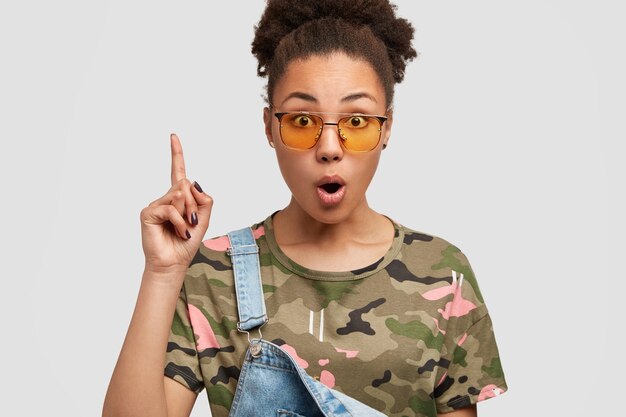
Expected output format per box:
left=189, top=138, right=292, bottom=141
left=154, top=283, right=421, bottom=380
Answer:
left=299, top=199, right=359, bottom=225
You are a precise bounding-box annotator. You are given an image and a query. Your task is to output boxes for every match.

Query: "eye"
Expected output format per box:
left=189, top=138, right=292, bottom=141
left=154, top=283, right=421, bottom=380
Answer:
left=345, top=116, right=369, bottom=128
left=289, top=114, right=315, bottom=127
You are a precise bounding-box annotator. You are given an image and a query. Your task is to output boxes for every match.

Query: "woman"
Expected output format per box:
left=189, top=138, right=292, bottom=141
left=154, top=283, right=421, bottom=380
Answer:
left=103, top=1, right=507, bottom=416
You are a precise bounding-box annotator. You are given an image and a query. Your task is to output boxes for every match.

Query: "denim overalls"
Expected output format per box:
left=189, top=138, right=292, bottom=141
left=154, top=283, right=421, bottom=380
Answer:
left=226, top=227, right=387, bottom=417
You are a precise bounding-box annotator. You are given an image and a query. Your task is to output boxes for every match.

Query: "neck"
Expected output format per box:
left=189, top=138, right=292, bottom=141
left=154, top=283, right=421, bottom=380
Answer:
left=273, top=195, right=388, bottom=246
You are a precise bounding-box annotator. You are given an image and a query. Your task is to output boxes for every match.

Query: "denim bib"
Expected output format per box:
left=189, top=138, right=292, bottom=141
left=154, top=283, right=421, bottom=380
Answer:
left=226, top=227, right=386, bottom=417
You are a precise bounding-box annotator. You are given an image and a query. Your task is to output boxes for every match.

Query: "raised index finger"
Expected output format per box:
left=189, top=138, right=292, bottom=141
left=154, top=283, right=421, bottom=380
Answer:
left=170, top=133, right=187, bottom=186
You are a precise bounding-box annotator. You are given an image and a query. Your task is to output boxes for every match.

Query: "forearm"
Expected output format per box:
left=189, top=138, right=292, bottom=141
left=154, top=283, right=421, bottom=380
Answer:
left=102, top=271, right=185, bottom=417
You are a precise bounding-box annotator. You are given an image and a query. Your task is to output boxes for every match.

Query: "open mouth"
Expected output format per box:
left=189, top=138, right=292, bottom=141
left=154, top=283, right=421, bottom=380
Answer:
left=320, top=182, right=342, bottom=194
left=315, top=175, right=346, bottom=206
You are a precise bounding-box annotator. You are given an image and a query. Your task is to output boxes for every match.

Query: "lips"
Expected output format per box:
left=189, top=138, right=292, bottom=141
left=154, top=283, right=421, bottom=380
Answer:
left=316, top=174, right=346, bottom=206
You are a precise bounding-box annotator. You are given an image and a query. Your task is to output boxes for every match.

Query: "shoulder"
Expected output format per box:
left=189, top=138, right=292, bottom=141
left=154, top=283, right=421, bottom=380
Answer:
left=392, top=220, right=486, bottom=306
left=194, top=220, right=266, bottom=257
left=200, top=220, right=264, bottom=251
left=395, top=221, right=473, bottom=270
left=182, top=220, right=266, bottom=288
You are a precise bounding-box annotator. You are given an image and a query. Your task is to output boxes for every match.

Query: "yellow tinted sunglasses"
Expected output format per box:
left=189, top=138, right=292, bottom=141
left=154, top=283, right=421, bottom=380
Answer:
left=274, top=111, right=388, bottom=152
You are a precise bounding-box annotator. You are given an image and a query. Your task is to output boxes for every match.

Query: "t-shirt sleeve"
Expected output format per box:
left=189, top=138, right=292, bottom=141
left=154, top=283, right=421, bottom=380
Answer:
left=433, top=248, right=508, bottom=413
left=163, top=281, right=205, bottom=394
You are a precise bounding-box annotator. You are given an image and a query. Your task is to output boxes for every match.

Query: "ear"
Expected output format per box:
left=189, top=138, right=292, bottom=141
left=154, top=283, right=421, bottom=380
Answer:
left=263, top=107, right=275, bottom=147
left=382, top=110, right=393, bottom=149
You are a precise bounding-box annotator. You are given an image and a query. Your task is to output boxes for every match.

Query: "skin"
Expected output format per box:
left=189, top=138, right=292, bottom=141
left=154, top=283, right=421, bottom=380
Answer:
left=102, top=53, right=478, bottom=417
left=263, top=52, right=396, bottom=271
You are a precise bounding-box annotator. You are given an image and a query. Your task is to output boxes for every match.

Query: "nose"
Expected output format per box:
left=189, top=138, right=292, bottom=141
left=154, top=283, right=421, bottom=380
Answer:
left=316, top=122, right=344, bottom=163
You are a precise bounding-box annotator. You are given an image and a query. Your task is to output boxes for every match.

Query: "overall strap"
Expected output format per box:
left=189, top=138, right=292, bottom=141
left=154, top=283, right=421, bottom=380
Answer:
left=226, top=227, right=268, bottom=332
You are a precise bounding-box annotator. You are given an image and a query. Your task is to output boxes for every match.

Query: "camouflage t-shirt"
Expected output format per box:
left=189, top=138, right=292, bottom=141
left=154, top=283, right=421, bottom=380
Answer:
left=164, top=212, right=508, bottom=416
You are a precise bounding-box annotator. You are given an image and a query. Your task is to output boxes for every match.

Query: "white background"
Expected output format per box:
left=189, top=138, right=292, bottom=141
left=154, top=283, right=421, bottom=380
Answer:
left=1, top=1, right=624, bottom=416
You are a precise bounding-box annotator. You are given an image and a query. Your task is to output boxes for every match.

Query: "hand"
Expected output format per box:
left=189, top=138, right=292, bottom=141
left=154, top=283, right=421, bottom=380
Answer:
left=139, top=133, right=213, bottom=282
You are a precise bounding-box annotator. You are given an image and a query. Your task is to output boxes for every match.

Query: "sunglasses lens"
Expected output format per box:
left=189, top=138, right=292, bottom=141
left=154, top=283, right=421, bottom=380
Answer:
left=280, top=113, right=323, bottom=149
left=338, top=116, right=382, bottom=152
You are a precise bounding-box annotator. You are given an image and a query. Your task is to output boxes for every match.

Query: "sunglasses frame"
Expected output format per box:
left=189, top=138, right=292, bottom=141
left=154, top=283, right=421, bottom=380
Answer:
left=273, top=110, right=388, bottom=152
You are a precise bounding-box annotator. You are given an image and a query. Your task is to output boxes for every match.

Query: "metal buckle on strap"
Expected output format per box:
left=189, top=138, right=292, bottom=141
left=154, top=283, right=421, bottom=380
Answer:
left=226, top=244, right=259, bottom=256
left=237, top=321, right=266, bottom=358
left=249, top=342, right=262, bottom=358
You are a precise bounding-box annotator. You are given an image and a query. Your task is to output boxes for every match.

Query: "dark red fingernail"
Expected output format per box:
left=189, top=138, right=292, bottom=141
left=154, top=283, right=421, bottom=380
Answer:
left=185, top=229, right=191, bottom=239
left=193, top=181, right=203, bottom=193
left=191, top=212, right=198, bottom=226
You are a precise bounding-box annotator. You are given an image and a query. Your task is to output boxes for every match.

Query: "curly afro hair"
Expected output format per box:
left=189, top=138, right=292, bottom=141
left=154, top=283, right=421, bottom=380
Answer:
left=251, top=0, right=417, bottom=107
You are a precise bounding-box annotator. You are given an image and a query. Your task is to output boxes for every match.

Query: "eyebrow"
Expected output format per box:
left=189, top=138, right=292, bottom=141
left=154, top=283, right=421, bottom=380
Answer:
left=280, top=91, right=378, bottom=106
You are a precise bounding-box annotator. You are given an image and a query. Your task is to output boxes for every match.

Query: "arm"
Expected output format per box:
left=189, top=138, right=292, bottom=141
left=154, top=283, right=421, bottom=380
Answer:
left=438, top=404, right=477, bottom=417
left=102, top=271, right=197, bottom=417
left=164, top=376, right=198, bottom=417
left=433, top=248, right=507, bottom=415
left=103, top=133, right=213, bottom=417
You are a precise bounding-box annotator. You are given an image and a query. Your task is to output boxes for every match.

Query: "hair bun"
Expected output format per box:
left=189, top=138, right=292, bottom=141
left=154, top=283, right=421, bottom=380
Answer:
left=252, top=0, right=417, bottom=83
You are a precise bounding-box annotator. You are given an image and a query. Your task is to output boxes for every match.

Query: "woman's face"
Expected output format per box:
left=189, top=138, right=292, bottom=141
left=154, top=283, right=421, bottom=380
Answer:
left=263, top=52, right=393, bottom=225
